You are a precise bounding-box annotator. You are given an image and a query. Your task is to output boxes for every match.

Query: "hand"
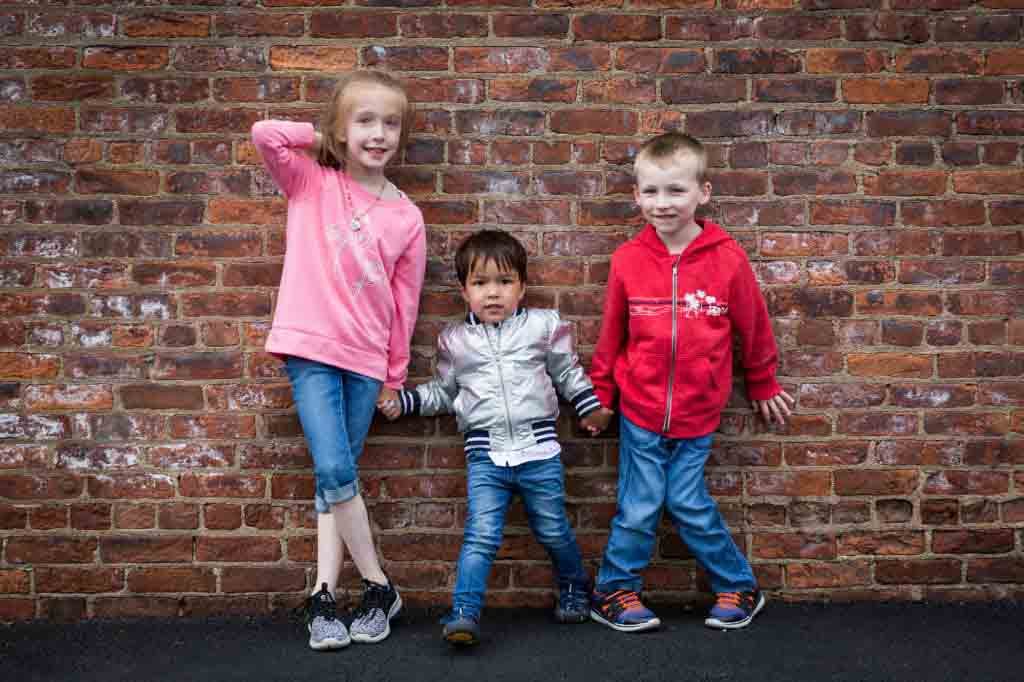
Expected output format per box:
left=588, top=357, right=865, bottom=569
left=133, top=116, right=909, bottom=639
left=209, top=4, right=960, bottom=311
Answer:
left=580, top=407, right=614, bottom=436
left=377, top=387, right=401, bottom=421
left=752, top=391, right=795, bottom=426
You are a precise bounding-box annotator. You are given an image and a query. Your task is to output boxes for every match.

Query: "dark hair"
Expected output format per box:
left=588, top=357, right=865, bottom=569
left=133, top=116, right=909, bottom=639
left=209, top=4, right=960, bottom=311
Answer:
left=454, top=230, right=528, bottom=287
left=635, top=132, right=708, bottom=182
left=318, top=71, right=414, bottom=170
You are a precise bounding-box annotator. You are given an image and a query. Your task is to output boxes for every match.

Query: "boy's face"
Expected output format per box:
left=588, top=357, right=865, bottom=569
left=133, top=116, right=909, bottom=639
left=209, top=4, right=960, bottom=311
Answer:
left=460, top=258, right=526, bottom=325
left=634, top=152, right=712, bottom=242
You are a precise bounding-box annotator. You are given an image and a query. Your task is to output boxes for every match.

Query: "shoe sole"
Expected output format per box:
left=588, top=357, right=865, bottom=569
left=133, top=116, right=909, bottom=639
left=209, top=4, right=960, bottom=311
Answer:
left=444, top=629, right=480, bottom=646
left=589, top=608, right=661, bottom=633
left=554, top=611, right=590, bottom=624
left=350, top=592, right=403, bottom=644
left=704, top=593, right=765, bottom=630
left=308, top=625, right=350, bottom=650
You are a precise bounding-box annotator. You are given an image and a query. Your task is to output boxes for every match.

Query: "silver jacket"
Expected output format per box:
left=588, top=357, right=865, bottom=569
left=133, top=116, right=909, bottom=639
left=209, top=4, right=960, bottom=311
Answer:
left=398, top=308, right=601, bottom=452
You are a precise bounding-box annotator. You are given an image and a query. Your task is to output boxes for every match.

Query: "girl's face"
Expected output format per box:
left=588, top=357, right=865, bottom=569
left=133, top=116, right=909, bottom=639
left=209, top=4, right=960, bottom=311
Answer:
left=335, top=83, right=405, bottom=176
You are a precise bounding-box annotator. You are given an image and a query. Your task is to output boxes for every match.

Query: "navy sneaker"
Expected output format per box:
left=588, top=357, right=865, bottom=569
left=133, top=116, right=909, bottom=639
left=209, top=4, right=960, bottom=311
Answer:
left=589, top=589, right=660, bottom=632
left=704, top=590, right=765, bottom=630
left=441, top=608, right=480, bottom=646
left=555, top=583, right=591, bottom=624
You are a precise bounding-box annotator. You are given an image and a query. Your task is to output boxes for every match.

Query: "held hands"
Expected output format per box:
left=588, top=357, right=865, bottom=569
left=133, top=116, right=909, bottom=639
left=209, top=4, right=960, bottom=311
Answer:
left=377, top=387, right=401, bottom=421
left=752, top=391, right=796, bottom=426
left=580, top=407, right=614, bottom=436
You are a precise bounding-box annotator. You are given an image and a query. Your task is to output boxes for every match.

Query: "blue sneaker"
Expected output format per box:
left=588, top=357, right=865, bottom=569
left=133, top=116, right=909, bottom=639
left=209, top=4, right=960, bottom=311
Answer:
left=704, top=590, right=765, bottom=630
left=589, top=589, right=660, bottom=632
left=441, top=608, right=480, bottom=646
left=555, top=583, right=591, bottom=624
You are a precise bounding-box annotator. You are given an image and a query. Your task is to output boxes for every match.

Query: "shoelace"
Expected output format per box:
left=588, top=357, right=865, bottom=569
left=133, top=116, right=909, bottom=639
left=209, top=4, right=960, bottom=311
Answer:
left=562, top=585, right=589, bottom=611
left=308, top=584, right=339, bottom=622
left=353, top=580, right=388, bottom=618
left=715, top=592, right=742, bottom=608
left=607, top=590, right=643, bottom=612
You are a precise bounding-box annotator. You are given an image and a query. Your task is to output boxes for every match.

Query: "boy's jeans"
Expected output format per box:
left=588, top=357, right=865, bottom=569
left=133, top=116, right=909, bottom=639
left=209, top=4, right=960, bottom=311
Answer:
left=452, top=452, right=590, bottom=619
left=596, top=414, right=756, bottom=595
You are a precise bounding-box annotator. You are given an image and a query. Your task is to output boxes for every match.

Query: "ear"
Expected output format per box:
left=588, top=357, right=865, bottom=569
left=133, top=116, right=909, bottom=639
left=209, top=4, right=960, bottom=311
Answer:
left=699, top=181, right=712, bottom=205
left=459, top=284, right=471, bottom=305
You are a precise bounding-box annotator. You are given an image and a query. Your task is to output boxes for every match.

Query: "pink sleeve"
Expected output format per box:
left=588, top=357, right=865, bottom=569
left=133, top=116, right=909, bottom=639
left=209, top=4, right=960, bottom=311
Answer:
left=385, top=219, right=427, bottom=389
left=250, top=120, right=317, bottom=198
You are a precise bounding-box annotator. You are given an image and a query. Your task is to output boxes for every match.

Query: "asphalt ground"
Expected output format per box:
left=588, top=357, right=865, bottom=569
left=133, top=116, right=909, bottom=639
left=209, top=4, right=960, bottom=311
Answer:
left=3, top=601, right=1022, bottom=682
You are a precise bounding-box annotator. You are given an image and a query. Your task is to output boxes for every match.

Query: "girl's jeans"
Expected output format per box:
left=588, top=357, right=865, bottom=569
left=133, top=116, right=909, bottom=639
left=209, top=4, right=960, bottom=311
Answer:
left=452, top=452, right=590, bottom=619
left=596, top=414, right=756, bottom=595
left=284, top=356, right=381, bottom=514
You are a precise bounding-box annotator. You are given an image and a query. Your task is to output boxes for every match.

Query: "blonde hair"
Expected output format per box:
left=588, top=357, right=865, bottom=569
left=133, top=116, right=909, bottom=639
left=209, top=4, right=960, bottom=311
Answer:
left=635, top=132, right=708, bottom=183
left=318, top=71, right=414, bottom=170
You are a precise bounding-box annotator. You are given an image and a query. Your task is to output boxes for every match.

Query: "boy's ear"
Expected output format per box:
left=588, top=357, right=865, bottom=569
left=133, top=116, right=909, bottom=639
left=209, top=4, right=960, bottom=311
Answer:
left=699, top=181, right=712, bottom=204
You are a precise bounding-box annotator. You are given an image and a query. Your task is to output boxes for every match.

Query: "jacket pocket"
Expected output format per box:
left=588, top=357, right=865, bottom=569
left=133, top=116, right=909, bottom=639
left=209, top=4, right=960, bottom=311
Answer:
left=673, top=355, right=721, bottom=412
left=626, top=351, right=668, bottom=408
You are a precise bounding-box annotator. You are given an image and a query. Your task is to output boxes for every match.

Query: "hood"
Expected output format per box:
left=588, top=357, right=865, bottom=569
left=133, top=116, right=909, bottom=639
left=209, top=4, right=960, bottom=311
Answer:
left=635, top=219, right=733, bottom=260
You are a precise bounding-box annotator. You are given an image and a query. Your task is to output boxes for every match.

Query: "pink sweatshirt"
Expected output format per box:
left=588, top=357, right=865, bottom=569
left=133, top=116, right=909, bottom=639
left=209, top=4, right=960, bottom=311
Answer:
left=252, top=120, right=426, bottom=389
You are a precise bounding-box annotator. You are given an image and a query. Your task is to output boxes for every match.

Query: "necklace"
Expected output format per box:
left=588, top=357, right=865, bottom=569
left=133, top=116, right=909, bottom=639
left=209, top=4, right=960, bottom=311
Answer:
left=342, top=174, right=388, bottom=232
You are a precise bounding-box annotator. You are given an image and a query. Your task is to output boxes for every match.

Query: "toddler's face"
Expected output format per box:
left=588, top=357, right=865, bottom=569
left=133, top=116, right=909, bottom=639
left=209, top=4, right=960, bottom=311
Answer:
left=634, top=153, right=711, bottom=242
left=460, top=258, right=526, bottom=325
left=335, top=83, right=405, bottom=175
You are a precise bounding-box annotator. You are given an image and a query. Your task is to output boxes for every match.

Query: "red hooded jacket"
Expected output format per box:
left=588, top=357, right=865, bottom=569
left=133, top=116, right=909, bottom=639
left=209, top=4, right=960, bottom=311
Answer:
left=591, top=220, right=781, bottom=438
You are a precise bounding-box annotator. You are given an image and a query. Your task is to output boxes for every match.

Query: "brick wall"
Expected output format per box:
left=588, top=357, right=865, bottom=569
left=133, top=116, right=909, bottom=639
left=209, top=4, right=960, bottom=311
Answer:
left=1, top=1, right=1023, bottom=620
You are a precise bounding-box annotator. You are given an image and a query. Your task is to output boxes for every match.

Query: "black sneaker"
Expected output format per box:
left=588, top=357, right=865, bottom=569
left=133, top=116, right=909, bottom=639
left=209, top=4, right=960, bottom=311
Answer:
left=349, top=579, right=402, bottom=643
left=555, top=582, right=591, bottom=624
left=305, top=583, right=350, bottom=650
left=441, top=608, right=480, bottom=646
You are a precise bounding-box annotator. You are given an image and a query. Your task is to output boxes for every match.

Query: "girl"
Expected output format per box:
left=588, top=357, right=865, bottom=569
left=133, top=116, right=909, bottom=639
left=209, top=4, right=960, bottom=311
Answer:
left=251, top=71, right=426, bottom=650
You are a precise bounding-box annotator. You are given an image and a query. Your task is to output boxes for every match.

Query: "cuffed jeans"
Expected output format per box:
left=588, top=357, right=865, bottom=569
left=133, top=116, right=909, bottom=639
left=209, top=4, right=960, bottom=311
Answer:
left=284, top=356, right=381, bottom=514
left=453, top=452, right=590, bottom=618
left=596, top=414, right=756, bottom=595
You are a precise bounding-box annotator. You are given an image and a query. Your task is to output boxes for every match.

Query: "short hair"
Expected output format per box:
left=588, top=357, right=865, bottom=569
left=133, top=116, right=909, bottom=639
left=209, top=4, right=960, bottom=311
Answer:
left=318, top=71, right=414, bottom=170
left=454, top=230, right=528, bottom=287
left=634, top=132, right=708, bottom=183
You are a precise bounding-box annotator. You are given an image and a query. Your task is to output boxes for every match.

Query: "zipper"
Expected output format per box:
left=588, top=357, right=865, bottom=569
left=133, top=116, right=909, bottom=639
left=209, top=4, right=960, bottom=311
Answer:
left=663, top=255, right=682, bottom=433
left=486, top=324, right=515, bottom=441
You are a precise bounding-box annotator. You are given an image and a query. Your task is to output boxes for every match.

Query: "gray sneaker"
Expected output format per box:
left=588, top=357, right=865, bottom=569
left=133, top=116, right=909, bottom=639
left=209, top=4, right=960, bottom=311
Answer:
left=305, top=583, right=350, bottom=650
left=349, top=579, right=402, bottom=644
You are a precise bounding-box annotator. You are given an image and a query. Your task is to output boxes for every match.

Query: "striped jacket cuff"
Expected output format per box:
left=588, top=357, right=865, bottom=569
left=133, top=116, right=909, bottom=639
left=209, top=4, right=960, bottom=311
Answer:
left=398, top=389, right=421, bottom=416
left=571, top=389, right=601, bottom=418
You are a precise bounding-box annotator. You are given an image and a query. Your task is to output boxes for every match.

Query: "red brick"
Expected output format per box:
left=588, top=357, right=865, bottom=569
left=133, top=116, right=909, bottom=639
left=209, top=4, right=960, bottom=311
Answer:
left=573, top=14, right=660, bottom=41
left=876, top=560, right=961, bottom=584
left=787, top=561, right=871, bottom=589
left=844, top=78, right=929, bottom=104
left=269, top=47, right=357, bottom=71
left=986, top=49, right=1024, bottom=75
left=399, top=14, right=488, bottom=38
left=83, top=47, right=170, bottom=71
left=806, top=49, right=887, bottom=74
left=839, top=532, right=925, bottom=556
left=489, top=78, right=576, bottom=103
left=197, top=537, right=281, bottom=562
left=123, top=13, right=209, bottom=37
left=218, top=12, right=305, bottom=37
left=128, top=567, right=216, bottom=593
left=895, top=48, right=983, bottom=74
left=924, top=470, right=1010, bottom=495
left=752, top=533, right=836, bottom=560
left=7, top=536, right=97, bottom=564
left=36, top=567, right=122, bottom=594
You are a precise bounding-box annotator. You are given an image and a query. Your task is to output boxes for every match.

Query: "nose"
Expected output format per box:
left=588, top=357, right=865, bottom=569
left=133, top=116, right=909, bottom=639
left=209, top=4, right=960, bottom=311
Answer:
left=369, top=120, right=385, bottom=139
left=654, top=191, right=669, bottom=208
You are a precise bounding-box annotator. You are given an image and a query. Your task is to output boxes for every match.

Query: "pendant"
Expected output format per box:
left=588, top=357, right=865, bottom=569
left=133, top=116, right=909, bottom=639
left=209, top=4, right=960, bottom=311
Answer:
left=351, top=217, right=361, bottom=231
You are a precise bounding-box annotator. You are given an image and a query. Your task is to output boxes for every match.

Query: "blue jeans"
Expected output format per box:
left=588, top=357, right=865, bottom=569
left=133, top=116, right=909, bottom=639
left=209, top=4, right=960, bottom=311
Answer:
left=453, top=452, right=590, bottom=619
left=596, top=415, right=756, bottom=595
left=284, top=356, right=381, bottom=514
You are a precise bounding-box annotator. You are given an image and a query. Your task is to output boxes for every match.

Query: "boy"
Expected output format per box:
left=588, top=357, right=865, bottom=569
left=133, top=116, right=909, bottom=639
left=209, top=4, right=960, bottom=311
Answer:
left=378, top=230, right=608, bottom=646
left=585, top=132, right=794, bottom=633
